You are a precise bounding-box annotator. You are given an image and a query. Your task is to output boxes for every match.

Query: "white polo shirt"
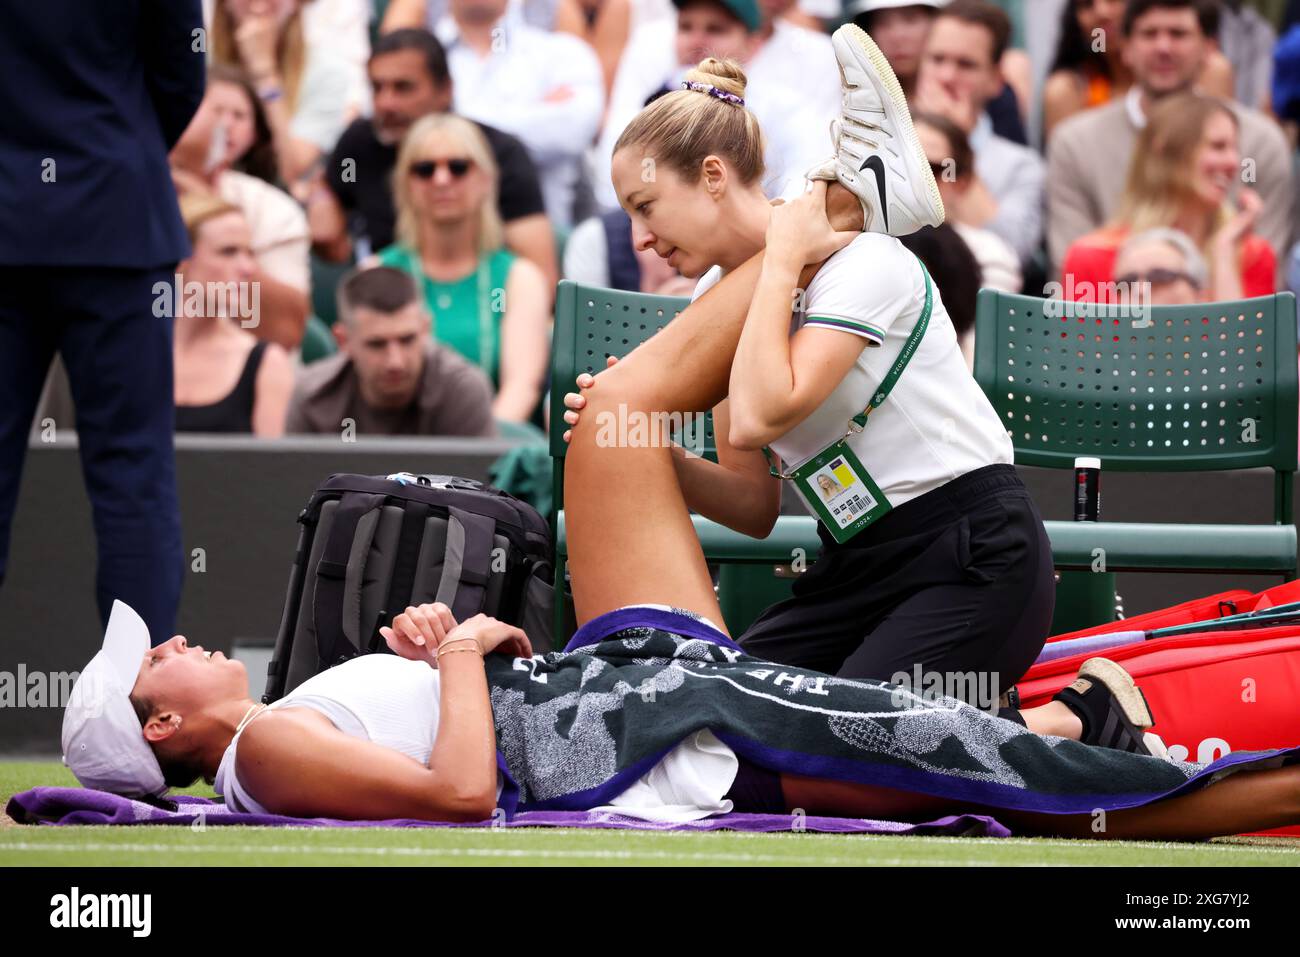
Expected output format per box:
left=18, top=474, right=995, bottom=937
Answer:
left=693, top=232, right=1013, bottom=511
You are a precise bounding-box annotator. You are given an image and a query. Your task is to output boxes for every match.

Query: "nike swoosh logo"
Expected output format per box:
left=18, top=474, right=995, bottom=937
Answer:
left=859, top=155, right=888, bottom=232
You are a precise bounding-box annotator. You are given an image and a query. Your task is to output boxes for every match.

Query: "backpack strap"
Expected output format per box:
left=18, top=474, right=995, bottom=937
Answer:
left=435, top=506, right=498, bottom=622
left=372, top=501, right=432, bottom=651
left=313, top=491, right=386, bottom=670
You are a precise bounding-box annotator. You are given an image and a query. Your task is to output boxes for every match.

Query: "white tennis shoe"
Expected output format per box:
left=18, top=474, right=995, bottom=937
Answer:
left=807, top=23, right=944, bottom=237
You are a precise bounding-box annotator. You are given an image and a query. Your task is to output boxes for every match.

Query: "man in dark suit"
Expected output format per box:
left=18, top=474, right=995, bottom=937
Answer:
left=0, top=1, right=206, bottom=644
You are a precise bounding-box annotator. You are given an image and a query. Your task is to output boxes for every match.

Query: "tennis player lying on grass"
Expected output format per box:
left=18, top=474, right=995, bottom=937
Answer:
left=62, top=209, right=1300, bottom=835
left=60, top=590, right=1300, bottom=840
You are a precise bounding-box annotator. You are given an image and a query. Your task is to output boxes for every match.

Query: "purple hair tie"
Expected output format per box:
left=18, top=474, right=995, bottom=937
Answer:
left=681, top=80, right=745, bottom=107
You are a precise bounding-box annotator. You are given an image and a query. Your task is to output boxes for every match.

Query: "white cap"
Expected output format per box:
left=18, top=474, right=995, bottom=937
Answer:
left=1074, top=457, right=1102, bottom=470
left=61, top=600, right=167, bottom=798
left=845, top=0, right=949, bottom=16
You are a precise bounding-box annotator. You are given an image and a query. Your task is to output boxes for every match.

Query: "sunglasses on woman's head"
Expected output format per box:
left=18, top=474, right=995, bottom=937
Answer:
left=409, top=158, right=473, bottom=179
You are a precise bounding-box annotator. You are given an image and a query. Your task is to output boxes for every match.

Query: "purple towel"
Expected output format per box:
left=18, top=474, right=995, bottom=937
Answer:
left=5, top=786, right=1010, bottom=837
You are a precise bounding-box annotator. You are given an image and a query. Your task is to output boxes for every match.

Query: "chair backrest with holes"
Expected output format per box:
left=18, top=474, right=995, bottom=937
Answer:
left=549, top=281, right=717, bottom=515
left=973, top=290, right=1298, bottom=520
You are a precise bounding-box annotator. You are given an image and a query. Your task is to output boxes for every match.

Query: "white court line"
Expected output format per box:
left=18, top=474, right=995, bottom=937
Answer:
left=3, top=839, right=1296, bottom=863
left=4, top=821, right=1295, bottom=855
left=446, top=828, right=1300, bottom=853
left=0, top=842, right=1067, bottom=866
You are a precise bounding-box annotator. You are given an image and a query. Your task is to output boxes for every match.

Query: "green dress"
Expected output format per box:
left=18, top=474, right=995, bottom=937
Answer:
left=376, top=244, right=516, bottom=388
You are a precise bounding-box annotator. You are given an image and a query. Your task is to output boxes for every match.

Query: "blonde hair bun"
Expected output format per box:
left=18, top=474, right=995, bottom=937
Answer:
left=683, top=58, right=748, bottom=101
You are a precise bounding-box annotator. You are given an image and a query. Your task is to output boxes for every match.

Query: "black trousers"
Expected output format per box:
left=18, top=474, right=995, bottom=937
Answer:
left=0, top=265, right=183, bottom=642
left=738, top=464, right=1054, bottom=724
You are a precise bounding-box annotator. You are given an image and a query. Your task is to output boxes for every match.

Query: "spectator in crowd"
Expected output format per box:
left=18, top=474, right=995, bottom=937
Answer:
left=205, top=0, right=373, bottom=115
left=1218, top=0, right=1277, bottom=110
left=206, top=64, right=280, bottom=184
left=851, top=0, right=1030, bottom=144
left=593, top=0, right=831, bottom=211
left=300, top=0, right=373, bottom=115
left=377, top=114, right=551, bottom=422
left=1042, top=0, right=1234, bottom=140
left=285, top=266, right=497, bottom=435
left=747, top=0, right=842, bottom=120
left=592, top=0, right=842, bottom=118
left=386, top=0, right=587, bottom=31
left=208, top=0, right=354, bottom=186
left=384, top=0, right=634, bottom=102
left=313, top=28, right=556, bottom=291
left=426, top=0, right=605, bottom=229
left=0, top=1, right=205, bottom=643
left=913, top=110, right=1023, bottom=293
left=173, top=195, right=295, bottom=435
left=787, top=0, right=839, bottom=27
left=1048, top=0, right=1292, bottom=283
left=557, top=0, right=635, bottom=101
left=898, top=223, right=984, bottom=368
left=1043, top=0, right=1133, bottom=139
left=1111, top=227, right=1209, bottom=305
left=1276, top=13, right=1300, bottom=131
left=846, top=0, right=944, bottom=100
left=170, top=75, right=312, bottom=349
left=984, top=0, right=1035, bottom=126
left=914, top=0, right=1045, bottom=265
left=1060, top=92, right=1274, bottom=301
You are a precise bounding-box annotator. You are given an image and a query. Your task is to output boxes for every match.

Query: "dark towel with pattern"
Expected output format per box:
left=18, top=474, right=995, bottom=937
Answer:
left=484, top=607, right=1300, bottom=820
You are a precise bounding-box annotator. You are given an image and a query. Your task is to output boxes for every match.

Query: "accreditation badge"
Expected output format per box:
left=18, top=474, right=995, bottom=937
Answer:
left=788, top=439, right=891, bottom=544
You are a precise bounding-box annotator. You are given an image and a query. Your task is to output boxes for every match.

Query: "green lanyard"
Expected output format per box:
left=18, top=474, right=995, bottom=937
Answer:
left=761, top=260, right=934, bottom=480
left=474, top=256, right=495, bottom=382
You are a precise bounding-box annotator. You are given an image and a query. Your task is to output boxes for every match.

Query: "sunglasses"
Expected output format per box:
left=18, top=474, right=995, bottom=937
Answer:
left=1115, top=268, right=1200, bottom=289
left=409, top=158, right=474, bottom=179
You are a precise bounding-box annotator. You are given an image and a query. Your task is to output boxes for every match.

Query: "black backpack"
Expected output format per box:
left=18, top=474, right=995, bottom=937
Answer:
left=263, top=472, right=573, bottom=703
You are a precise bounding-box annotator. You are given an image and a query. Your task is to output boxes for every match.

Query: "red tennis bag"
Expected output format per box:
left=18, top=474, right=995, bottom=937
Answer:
left=1019, top=581, right=1300, bottom=837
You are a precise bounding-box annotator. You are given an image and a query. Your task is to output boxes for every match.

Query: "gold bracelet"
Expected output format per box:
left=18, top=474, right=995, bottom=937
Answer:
left=436, top=638, right=481, bottom=659
left=436, top=636, right=479, bottom=651
left=437, top=645, right=483, bottom=661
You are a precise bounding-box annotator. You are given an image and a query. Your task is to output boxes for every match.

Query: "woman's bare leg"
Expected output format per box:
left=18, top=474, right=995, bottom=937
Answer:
left=564, top=186, right=863, bottom=627
left=564, top=252, right=793, bottom=630
left=780, top=763, right=1300, bottom=840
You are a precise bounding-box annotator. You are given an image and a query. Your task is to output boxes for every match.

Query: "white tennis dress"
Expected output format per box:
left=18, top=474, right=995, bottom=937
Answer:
left=213, top=606, right=740, bottom=823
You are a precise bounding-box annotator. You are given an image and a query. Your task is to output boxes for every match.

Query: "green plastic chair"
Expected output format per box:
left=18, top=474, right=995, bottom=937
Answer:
left=299, top=315, right=339, bottom=365
left=310, top=255, right=353, bottom=329
left=548, top=280, right=822, bottom=642
left=973, top=290, right=1299, bottom=631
